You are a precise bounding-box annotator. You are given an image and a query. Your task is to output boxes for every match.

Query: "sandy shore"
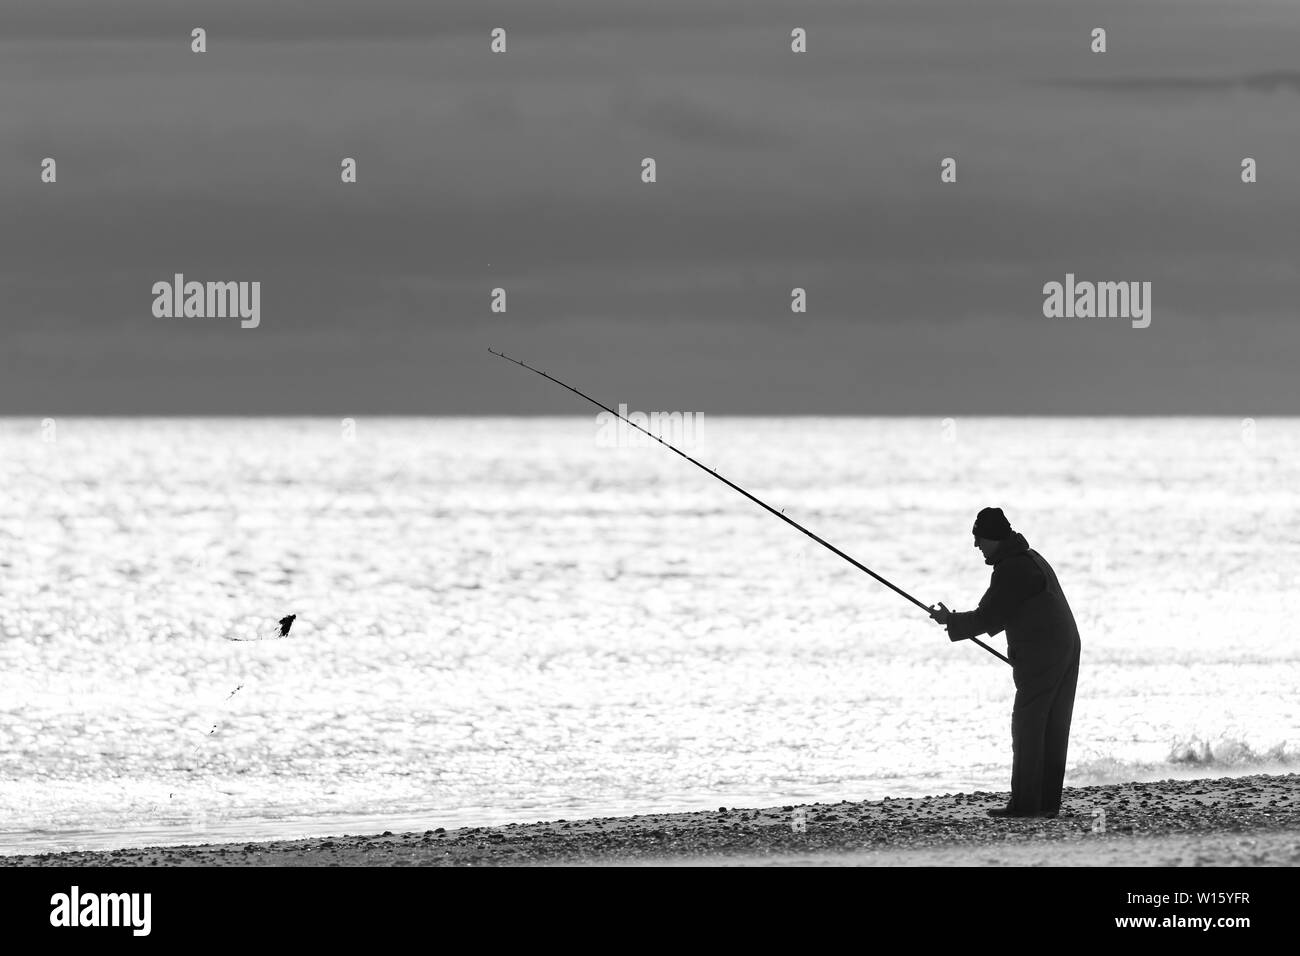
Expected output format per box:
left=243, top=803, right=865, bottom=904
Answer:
left=5, top=773, right=1297, bottom=866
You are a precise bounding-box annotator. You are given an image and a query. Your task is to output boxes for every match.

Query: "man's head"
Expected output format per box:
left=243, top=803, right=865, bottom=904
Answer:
left=972, top=507, right=1013, bottom=560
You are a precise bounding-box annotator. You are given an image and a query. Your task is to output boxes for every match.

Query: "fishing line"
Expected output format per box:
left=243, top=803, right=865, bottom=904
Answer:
left=489, top=348, right=1010, bottom=666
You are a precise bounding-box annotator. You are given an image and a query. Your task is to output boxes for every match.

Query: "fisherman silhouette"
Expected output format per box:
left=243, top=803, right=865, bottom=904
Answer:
left=929, top=508, right=1081, bottom=818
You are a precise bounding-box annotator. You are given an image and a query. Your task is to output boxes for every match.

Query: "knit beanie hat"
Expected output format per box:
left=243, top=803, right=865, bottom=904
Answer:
left=972, top=507, right=1013, bottom=541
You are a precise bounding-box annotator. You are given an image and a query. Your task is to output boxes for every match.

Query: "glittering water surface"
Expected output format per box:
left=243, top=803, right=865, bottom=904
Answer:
left=1, top=417, right=1297, bottom=853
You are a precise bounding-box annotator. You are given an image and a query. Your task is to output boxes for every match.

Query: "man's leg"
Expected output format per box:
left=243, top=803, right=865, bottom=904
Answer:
left=1040, top=640, right=1081, bottom=814
left=1010, top=681, right=1055, bottom=812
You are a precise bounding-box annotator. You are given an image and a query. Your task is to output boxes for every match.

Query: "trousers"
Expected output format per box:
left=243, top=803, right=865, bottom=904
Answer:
left=1009, top=636, right=1081, bottom=813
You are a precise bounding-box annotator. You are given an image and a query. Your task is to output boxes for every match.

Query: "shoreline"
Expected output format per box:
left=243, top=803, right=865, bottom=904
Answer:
left=5, top=773, right=1296, bottom=867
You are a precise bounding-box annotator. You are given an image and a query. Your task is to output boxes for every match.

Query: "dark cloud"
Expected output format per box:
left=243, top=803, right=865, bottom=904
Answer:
left=1, top=0, right=833, bottom=41
left=1048, top=71, right=1300, bottom=96
left=619, top=93, right=794, bottom=150
left=2, top=0, right=1299, bottom=414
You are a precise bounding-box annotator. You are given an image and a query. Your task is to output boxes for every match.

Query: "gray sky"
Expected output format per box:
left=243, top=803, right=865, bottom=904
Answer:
left=2, top=0, right=1298, bottom=414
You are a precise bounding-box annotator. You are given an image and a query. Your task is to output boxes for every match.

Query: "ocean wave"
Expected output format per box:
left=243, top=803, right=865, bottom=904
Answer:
left=1166, top=735, right=1292, bottom=767
left=1072, top=736, right=1293, bottom=784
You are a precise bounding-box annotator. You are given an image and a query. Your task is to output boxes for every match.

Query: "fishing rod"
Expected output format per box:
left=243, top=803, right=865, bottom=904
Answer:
left=489, top=348, right=1011, bottom=667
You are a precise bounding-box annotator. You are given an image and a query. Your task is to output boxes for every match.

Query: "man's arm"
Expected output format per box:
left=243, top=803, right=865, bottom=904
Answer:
left=945, top=559, right=1044, bottom=642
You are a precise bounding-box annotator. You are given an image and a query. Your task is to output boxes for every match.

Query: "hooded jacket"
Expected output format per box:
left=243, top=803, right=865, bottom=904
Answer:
left=946, top=533, right=1080, bottom=669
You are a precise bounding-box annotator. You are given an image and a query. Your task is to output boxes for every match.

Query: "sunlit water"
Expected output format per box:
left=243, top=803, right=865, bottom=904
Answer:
left=1, top=417, right=1297, bottom=854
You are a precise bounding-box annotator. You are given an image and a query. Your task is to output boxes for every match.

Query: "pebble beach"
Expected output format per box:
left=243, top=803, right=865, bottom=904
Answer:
left=6, top=773, right=1296, bottom=867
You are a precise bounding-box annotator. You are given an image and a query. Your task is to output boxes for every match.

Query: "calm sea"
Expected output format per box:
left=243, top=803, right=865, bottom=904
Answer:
left=1, top=417, right=1296, bottom=853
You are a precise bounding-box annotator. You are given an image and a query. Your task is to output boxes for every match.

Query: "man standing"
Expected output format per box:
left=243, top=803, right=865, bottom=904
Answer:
left=929, top=507, right=1082, bottom=818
